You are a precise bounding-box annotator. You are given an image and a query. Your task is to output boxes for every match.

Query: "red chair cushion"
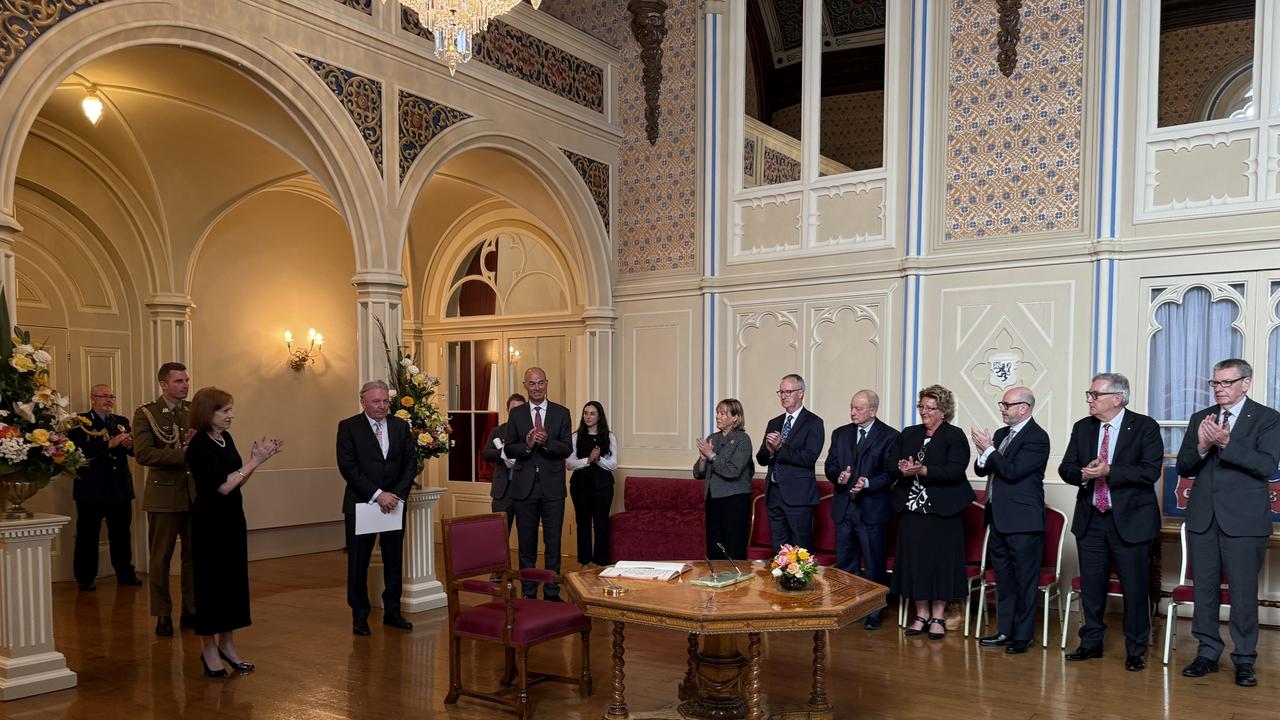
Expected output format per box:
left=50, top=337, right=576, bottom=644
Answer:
left=446, top=516, right=510, bottom=577
left=520, top=567, right=557, bottom=585
left=610, top=509, right=704, bottom=562
left=623, top=477, right=704, bottom=511
left=746, top=547, right=774, bottom=561
left=455, top=599, right=591, bottom=645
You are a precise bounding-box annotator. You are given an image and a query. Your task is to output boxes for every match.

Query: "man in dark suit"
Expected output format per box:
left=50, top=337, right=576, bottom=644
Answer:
left=1175, top=358, right=1280, bottom=687
left=336, top=379, right=418, bottom=635
left=757, top=373, right=825, bottom=552
left=1059, top=372, right=1163, bottom=672
left=972, top=386, right=1050, bottom=654
left=503, top=367, right=573, bottom=601
left=484, top=393, right=526, bottom=532
left=824, top=389, right=898, bottom=629
left=69, top=384, right=143, bottom=591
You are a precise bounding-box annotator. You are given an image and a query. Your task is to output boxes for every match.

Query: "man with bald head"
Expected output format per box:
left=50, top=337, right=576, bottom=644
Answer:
left=504, top=367, right=573, bottom=601
left=972, top=385, right=1050, bottom=654
left=824, top=389, right=899, bottom=628
left=71, top=384, right=142, bottom=591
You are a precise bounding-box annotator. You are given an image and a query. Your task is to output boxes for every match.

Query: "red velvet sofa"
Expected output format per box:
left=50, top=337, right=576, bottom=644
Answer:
left=609, top=476, right=706, bottom=562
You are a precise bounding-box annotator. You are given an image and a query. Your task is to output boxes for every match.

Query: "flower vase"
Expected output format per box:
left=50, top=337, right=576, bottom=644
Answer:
left=0, top=472, right=45, bottom=520
left=777, top=573, right=809, bottom=592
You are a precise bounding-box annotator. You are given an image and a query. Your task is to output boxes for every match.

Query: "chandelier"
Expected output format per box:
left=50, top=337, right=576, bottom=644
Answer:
left=385, top=0, right=542, bottom=76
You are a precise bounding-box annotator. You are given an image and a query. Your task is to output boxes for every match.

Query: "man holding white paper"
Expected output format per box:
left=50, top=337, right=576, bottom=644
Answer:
left=336, top=380, right=418, bottom=636
left=485, top=393, right=526, bottom=532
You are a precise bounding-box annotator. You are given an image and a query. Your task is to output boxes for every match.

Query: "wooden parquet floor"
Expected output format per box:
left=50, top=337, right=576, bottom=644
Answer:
left=5, top=550, right=1278, bottom=719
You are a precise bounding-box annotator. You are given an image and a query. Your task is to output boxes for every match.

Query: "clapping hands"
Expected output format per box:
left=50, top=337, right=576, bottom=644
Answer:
left=250, top=437, right=284, bottom=463
left=970, top=427, right=992, bottom=453
left=897, top=457, right=924, bottom=476
left=695, top=436, right=715, bottom=460
left=1197, top=415, right=1230, bottom=452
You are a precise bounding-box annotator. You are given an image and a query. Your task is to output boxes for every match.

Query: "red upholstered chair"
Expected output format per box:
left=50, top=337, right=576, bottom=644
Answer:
left=441, top=513, right=592, bottom=718
left=811, top=490, right=838, bottom=565
left=1163, top=522, right=1230, bottom=665
left=746, top=478, right=773, bottom=561
left=609, top=477, right=705, bottom=562
left=974, top=505, right=1069, bottom=646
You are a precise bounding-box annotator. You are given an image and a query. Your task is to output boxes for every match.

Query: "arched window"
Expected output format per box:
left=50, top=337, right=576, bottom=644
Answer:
left=445, top=232, right=568, bottom=317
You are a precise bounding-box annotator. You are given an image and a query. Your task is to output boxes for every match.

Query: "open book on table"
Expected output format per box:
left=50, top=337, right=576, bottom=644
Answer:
left=599, top=561, right=693, bottom=581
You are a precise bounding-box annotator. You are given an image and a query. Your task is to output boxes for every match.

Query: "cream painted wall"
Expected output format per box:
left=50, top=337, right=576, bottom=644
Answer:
left=189, top=189, right=357, bottom=557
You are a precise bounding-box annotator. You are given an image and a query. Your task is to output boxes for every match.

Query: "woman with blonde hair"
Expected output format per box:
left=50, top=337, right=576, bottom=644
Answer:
left=694, top=398, right=755, bottom=560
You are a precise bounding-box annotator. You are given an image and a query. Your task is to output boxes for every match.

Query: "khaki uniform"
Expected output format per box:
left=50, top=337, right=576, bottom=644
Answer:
left=132, top=397, right=195, bottom=619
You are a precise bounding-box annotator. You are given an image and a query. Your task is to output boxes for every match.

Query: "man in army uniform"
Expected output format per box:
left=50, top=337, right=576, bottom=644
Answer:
left=132, top=362, right=197, bottom=636
left=70, top=384, right=142, bottom=591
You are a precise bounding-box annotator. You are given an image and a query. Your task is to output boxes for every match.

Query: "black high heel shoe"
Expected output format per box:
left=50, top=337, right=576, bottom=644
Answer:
left=219, top=649, right=255, bottom=673
left=903, top=615, right=928, bottom=637
left=200, top=654, right=229, bottom=678
left=927, top=617, right=946, bottom=640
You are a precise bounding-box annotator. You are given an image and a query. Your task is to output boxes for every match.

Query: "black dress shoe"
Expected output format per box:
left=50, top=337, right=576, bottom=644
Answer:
left=117, top=575, right=144, bottom=587
left=155, top=615, right=174, bottom=636
left=200, top=655, right=229, bottom=679
left=979, top=633, right=1011, bottom=647
left=77, top=582, right=96, bottom=592
left=353, top=618, right=371, bottom=636
left=1006, top=640, right=1032, bottom=654
left=219, top=649, right=255, bottom=673
left=180, top=613, right=197, bottom=630
left=864, top=615, right=882, bottom=630
left=1234, top=664, right=1257, bottom=687
left=1182, top=656, right=1219, bottom=677
left=1125, top=655, right=1147, bottom=671
left=383, top=613, right=413, bottom=631
left=1065, top=645, right=1103, bottom=661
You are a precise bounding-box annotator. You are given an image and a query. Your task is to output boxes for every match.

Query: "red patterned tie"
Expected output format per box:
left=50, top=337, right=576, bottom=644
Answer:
left=534, top=406, right=544, bottom=433
left=1093, top=423, right=1111, bottom=512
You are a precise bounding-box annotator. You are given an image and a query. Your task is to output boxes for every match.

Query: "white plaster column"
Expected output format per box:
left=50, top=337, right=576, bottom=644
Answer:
left=145, top=293, right=195, bottom=370
left=400, top=487, right=447, bottom=613
left=0, top=214, right=22, bottom=322
left=352, top=271, right=408, bottom=385
left=0, top=514, right=76, bottom=700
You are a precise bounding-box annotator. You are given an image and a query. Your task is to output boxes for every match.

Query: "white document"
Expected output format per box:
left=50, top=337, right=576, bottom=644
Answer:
left=355, top=501, right=404, bottom=535
left=599, top=561, right=693, bottom=581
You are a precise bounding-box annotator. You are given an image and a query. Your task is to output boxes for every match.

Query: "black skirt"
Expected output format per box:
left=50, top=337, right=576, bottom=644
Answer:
left=890, top=510, right=968, bottom=602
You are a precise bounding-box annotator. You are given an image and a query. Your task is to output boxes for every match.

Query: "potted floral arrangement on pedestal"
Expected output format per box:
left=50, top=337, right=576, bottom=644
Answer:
left=770, top=544, right=819, bottom=591
left=0, top=291, right=88, bottom=518
left=375, top=319, right=452, bottom=473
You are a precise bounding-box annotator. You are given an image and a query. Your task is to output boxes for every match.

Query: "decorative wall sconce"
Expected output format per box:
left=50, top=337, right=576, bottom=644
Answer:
left=284, top=328, right=323, bottom=371
left=81, top=87, right=103, bottom=126
left=508, top=345, right=522, bottom=363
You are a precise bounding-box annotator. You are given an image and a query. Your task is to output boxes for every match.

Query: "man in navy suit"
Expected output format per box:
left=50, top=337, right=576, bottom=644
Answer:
left=757, top=374, right=825, bottom=552
left=1059, top=373, right=1163, bottom=672
left=824, top=389, right=898, bottom=628
left=972, top=386, right=1050, bottom=654
left=336, top=379, right=419, bottom=635
left=1176, top=358, right=1280, bottom=687
left=503, top=367, right=573, bottom=601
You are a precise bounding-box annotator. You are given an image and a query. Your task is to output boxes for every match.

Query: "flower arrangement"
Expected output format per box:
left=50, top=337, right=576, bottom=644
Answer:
left=770, top=544, right=819, bottom=589
left=375, top=318, right=452, bottom=469
left=0, top=294, right=88, bottom=487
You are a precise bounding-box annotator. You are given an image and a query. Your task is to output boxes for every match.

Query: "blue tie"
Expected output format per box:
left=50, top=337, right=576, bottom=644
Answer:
left=781, top=415, right=794, bottom=441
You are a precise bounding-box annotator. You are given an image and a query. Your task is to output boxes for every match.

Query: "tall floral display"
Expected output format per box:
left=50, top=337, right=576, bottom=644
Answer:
left=375, top=319, right=452, bottom=472
left=0, top=290, right=88, bottom=518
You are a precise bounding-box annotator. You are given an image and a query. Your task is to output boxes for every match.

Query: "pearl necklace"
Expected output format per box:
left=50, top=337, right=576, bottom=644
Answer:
left=208, top=433, right=226, bottom=448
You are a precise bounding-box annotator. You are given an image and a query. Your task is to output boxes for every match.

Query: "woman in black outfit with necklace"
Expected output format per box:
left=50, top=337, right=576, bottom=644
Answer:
left=186, top=387, right=283, bottom=677
left=566, top=401, right=618, bottom=568
left=889, top=384, right=975, bottom=640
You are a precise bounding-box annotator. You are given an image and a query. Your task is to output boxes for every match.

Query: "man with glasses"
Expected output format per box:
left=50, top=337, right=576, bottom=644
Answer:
left=1059, top=373, right=1163, bottom=671
left=971, top=386, right=1050, bottom=654
left=70, top=384, right=142, bottom=591
left=757, top=374, right=825, bottom=552
left=1176, top=358, right=1280, bottom=687
left=504, top=367, right=573, bottom=601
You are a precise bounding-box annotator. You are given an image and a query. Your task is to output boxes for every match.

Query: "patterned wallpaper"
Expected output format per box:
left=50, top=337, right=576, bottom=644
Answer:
left=540, top=0, right=699, bottom=273
left=561, top=148, right=611, bottom=233
left=0, top=0, right=113, bottom=85
left=944, top=0, right=1084, bottom=241
left=298, top=54, right=383, bottom=172
left=399, top=91, right=472, bottom=180
left=771, top=91, right=884, bottom=171
left=1158, top=19, right=1253, bottom=128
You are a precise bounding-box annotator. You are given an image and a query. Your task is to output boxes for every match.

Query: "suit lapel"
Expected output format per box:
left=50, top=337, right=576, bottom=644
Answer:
left=1111, top=413, right=1134, bottom=461
left=1228, top=398, right=1259, bottom=440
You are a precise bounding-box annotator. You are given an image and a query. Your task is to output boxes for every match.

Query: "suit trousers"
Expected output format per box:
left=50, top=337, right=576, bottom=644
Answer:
left=988, top=526, right=1043, bottom=642
left=74, top=499, right=135, bottom=584
left=569, top=474, right=613, bottom=566
left=1076, top=508, right=1151, bottom=656
left=706, top=493, right=752, bottom=560
left=835, top=511, right=889, bottom=590
left=765, top=486, right=814, bottom=552
left=344, top=512, right=405, bottom=618
left=1189, top=514, right=1267, bottom=665
left=513, top=474, right=564, bottom=599
left=147, top=511, right=195, bottom=617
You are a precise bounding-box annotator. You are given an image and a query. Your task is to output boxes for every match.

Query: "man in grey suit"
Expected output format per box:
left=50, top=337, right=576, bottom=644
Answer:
left=1176, top=358, right=1280, bottom=687
left=484, top=393, right=526, bottom=532
left=503, top=368, right=573, bottom=601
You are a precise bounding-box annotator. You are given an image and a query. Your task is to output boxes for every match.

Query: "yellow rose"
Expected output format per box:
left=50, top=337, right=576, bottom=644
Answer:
left=400, top=396, right=415, bottom=407
left=413, top=373, right=427, bottom=385
left=10, top=355, right=35, bottom=372
left=63, top=441, right=76, bottom=452
left=437, top=432, right=448, bottom=443
left=394, top=409, right=411, bottom=421
left=26, top=428, right=50, bottom=446
left=416, top=432, right=430, bottom=446
left=797, top=549, right=810, bottom=561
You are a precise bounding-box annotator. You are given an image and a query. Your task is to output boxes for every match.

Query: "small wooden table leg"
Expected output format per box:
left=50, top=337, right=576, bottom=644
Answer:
left=745, top=632, right=763, bottom=720
left=679, top=632, right=699, bottom=701
left=605, top=621, right=629, bottom=720
left=808, top=630, right=831, bottom=712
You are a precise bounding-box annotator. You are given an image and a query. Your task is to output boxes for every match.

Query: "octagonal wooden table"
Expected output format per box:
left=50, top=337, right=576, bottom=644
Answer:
left=564, top=562, right=887, bottom=720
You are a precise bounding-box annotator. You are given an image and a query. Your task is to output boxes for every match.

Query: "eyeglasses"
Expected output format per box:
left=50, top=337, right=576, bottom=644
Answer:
left=916, top=404, right=939, bottom=412
left=91, top=394, right=116, bottom=399
left=1207, top=377, right=1246, bottom=389
left=1084, top=391, right=1122, bottom=401
left=777, top=389, right=801, bottom=396
left=996, top=401, right=1028, bottom=410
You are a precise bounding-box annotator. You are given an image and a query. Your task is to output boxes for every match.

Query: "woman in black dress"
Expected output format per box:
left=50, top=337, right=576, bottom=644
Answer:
left=566, top=401, right=618, bottom=567
left=889, top=384, right=975, bottom=640
left=187, top=387, right=283, bottom=677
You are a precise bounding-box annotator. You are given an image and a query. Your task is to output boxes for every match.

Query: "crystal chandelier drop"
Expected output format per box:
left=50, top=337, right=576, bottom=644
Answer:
left=386, top=0, right=542, bottom=76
